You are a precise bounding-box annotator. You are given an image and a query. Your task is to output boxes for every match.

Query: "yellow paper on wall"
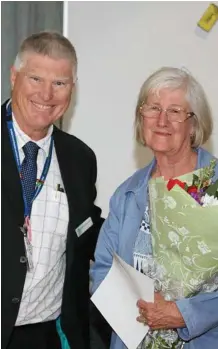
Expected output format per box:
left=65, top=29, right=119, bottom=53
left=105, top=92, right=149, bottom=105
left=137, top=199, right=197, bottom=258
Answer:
left=198, top=3, right=218, bottom=32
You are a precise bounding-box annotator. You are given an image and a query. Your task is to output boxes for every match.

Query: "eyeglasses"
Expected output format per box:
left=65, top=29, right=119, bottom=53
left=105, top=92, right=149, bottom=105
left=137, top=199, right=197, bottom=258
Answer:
left=140, top=103, right=195, bottom=123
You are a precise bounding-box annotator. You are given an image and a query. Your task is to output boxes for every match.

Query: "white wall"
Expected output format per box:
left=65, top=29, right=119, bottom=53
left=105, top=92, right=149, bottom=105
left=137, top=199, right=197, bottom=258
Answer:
left=64, top=1, right=218, bottom=217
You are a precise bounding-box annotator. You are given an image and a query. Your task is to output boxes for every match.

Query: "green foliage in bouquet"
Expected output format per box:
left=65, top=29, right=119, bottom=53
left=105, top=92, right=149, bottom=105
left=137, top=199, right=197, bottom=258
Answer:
left=143, top=160, right=218, bottom=348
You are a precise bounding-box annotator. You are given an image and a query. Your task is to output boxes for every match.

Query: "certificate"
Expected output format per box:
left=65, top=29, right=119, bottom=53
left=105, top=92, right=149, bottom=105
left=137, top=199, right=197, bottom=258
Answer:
left=91, top=254, right=154, bottom=349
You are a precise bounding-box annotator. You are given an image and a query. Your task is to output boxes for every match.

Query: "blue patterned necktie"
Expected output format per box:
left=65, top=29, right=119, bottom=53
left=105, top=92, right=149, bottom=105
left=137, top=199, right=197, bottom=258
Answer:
left=20, top=141, right=39, bottom=214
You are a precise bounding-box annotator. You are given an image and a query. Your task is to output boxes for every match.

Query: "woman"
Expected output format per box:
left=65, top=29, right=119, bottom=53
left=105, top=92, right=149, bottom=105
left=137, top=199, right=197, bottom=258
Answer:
left=90, top=67, right=218, bottom=349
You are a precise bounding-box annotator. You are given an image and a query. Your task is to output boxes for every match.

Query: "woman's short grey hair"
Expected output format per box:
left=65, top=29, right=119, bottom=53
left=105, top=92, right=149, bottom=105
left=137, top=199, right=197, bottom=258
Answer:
left=135, top=67, right=213, bottom=148
left=14, top=31, right=77, bottom=82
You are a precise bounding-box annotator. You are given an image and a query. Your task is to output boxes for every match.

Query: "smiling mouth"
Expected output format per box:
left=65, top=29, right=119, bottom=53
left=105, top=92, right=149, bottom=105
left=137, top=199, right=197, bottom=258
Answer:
left=154, top=131, right=171, bottom=136
left=31, top=101, right=54, bottom=110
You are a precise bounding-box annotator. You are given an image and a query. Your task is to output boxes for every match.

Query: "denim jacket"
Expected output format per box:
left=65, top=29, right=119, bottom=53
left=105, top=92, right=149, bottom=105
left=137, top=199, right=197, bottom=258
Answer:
left=90, top=147, right=218, bottom=349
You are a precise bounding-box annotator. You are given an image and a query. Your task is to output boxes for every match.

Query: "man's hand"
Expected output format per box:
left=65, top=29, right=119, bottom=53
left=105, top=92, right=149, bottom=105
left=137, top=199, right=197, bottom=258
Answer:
left=136, top=292, right=185, bottom=330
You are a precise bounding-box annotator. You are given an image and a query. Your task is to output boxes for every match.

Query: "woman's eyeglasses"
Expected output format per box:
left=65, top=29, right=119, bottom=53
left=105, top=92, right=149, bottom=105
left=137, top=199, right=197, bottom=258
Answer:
left=140, top=104, right=195, bottom=123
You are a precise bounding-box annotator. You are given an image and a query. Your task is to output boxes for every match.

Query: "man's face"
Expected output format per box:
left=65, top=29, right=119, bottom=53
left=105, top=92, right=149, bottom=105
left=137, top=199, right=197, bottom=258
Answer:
left=10, top=53, right=75, bottom=132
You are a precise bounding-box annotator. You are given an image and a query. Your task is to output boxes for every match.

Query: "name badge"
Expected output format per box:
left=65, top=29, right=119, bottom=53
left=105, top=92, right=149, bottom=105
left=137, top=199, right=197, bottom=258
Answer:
left=75, top=217, right=93, bottom=237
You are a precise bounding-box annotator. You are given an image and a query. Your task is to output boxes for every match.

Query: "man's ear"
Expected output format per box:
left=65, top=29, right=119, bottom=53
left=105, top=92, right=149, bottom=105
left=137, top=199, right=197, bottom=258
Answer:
left=10, top=66, right=18, bottom=89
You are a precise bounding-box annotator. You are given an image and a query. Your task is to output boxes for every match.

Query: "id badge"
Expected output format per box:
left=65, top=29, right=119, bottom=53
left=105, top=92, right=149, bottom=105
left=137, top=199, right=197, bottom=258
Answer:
left=23, top=234, right=33, bottom=271
left=20, top=218, right=33, bottom=271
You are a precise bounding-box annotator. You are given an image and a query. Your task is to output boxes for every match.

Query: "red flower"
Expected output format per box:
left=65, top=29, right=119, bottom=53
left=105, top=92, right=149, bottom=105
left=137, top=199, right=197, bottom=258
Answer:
left=167, top=179, right=186, bottom=191
left=187, top=185, right=198, bottom=193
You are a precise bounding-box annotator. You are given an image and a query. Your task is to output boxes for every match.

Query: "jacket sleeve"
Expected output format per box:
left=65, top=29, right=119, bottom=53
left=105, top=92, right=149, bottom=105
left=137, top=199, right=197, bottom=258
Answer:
left=176, top=292, right=218, bottom=340
left=90, top=189, right=121, bottom=293
left=89, top=190, right=121, bottom=348
left=86, top=151, right=105, bottom=261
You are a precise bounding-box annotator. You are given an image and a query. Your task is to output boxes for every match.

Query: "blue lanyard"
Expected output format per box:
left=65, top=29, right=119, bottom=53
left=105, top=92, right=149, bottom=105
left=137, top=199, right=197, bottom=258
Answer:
left=6, top=102, right=53, bottom=217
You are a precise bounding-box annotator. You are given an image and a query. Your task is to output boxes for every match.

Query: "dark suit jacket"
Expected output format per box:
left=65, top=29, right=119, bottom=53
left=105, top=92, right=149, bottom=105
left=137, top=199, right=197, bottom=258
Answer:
left=1, top=100, right=105, bottom=349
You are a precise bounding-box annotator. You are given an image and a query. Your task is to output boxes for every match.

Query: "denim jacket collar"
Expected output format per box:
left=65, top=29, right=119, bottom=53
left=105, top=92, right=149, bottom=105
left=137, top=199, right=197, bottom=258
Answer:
left=125, top=147, right=216, bottom=194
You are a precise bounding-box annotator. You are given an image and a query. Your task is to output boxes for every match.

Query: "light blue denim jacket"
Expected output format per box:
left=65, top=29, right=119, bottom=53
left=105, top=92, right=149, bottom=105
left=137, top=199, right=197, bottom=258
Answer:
left=90, top=147, right=218, bottom=349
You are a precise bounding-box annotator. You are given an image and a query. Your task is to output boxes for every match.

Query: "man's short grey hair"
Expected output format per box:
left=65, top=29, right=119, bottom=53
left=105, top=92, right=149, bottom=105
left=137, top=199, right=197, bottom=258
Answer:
left=14, top=31, right=78, bottom=82
left=135, top=67, right=213, bottom=148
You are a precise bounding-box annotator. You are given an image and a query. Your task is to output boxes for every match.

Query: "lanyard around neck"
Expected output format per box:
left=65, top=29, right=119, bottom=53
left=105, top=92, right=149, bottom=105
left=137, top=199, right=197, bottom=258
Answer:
left=6, top=101, right=54, bottom=217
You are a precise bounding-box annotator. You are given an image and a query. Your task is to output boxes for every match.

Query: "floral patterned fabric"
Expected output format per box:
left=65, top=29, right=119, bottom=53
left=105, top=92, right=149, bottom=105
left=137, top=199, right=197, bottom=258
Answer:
left=133, top=207, right=184, bottom=349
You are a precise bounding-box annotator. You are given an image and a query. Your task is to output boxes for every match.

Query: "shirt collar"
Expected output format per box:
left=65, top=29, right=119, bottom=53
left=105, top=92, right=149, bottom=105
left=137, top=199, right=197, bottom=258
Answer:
left=12, top=114, right=53, bottom=157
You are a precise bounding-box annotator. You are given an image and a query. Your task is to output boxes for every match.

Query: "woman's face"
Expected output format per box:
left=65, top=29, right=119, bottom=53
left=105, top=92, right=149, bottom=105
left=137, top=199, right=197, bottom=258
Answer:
left=142, top=88, right=194, bottom=155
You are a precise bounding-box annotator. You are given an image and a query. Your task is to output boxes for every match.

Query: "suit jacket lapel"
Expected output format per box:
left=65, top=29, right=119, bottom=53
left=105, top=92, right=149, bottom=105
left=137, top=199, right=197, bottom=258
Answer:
left=53, top=127, right=85, bottom=231
left=2, top=104, right=24, bottom=223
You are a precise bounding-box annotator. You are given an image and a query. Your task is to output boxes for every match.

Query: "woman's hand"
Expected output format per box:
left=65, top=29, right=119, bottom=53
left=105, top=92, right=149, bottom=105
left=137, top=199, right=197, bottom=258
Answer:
left=136, top=292, right=186, bottom=330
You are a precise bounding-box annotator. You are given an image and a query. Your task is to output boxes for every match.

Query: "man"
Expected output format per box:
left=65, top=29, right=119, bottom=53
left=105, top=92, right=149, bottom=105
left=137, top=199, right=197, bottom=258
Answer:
left=2, top=31, right=104, bottom=349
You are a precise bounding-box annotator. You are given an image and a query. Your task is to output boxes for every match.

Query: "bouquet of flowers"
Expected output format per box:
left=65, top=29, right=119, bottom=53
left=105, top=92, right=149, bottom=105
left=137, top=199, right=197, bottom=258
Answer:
left=143, top=159, right=218, bottom=348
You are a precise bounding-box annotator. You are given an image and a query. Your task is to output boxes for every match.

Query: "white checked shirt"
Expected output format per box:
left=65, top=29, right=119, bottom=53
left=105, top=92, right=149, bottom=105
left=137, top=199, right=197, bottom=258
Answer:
left=12, top=116, right=69, bottom=326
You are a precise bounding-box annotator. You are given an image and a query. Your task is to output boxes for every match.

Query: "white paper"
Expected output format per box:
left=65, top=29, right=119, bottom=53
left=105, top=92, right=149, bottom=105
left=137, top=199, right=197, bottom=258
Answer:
left=91, top=253, right=154, bottom=349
